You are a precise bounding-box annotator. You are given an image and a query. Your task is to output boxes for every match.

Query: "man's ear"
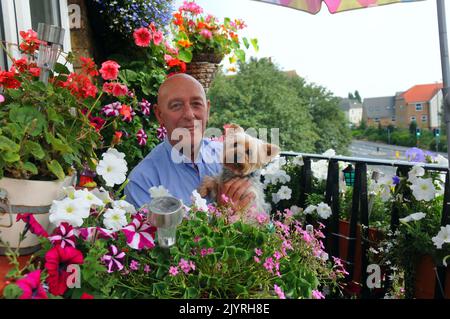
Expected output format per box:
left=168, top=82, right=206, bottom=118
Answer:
left=153, top=104, right=163, bottom=125
left=206, top=100, right=211, bottom=120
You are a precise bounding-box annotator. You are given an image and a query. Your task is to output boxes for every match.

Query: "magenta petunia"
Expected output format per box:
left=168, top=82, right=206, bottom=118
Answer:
left=121, top=214, right=156, bottom=250
left=15, top=270, right=48, bottom=299
left=136, top=129, right=148, bottom=146
left=49, top=222, right=76, bottom=248
left=16, top=213, right=48, bottom=238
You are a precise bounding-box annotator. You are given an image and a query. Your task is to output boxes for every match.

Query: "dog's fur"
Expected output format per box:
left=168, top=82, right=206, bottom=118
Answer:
left=198, top=124, right=280, bottom=220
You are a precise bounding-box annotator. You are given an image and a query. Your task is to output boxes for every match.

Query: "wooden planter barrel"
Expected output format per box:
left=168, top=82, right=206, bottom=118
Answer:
left=414, top=255, right=450, bottom=299
left=0, top=176, right=76, bottom=255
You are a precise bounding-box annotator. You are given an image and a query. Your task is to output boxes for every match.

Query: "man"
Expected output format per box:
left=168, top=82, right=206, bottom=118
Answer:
left=124, top=74, right=254, bottom=209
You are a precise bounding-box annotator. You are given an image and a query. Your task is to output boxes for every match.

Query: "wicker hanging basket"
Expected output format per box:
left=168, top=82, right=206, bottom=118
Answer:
left=186, top=53, right=223, bottom=92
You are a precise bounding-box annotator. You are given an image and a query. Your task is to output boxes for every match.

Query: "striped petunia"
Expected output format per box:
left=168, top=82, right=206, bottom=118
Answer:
left=101, top=245, right=126, bottom=273
left=48, top=222, right=76, bottom=248
left=121, top=214, right=156, bottom=250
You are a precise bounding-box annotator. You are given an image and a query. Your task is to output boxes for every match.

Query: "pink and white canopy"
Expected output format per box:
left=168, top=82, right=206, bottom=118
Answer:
left=252, top=0, right=423, bottom=14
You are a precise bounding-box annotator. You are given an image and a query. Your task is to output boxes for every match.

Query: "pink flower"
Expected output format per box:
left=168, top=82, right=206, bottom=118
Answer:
left=256, top=213, right=269, bottom=225
left=130, top=260, right=140, bottom=271
left=263, top=257, right=275, bottom=273
left=136, top=129, right=148, bottom=146
left=48, top=222, right=76, bottom=248
left=180, top=1, right=203, bottom=14
left=152, top=30, right=163, bottom=46
left=164, top=41, right=179, bottom=55
left=45, top=245, right=84, bottom=296
left=200, top=29, right=212, bottom=39
left=273, top=251, right=282, bottom=260
left=193, top=236, right=201, bottom=243
left=101, top=101, right=121, bottom=117
left=220, top=193, right=230, bottom=204
left=144, top=265, right=151, bottom=273
left=77, top=227, right=117, bottom=241
left=169, top=266, right=179, bottom=276
left=179, top=258, right=191, bottom=274
left=254, top=256, right=260, bottom=263
left=101, top=245, right=125, bottom=273
left=16, top=213, right=48, bottom=238
left=274, top=284, right=286, bottom=299
left=133, top=27, right=152, bottom=47
left=16, top=270, right=47, bottom=299
left=121, top=214, right=156, bottom=250
left=312, top=290, right=325, bottom=299
left=112, top=83, right=128, bottom=97
left=99, top=60, right=120, bottom=81
left=139, top=99, right=151, bottom=116
left=254, top=248, right=262, bottom=256
left=157, top=125, right=167, bottom=140
left=0, top=94, right=4, bottom=103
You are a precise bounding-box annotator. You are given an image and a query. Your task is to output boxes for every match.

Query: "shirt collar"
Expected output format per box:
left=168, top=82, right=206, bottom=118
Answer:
left=163, top=137, right=206, bottom=165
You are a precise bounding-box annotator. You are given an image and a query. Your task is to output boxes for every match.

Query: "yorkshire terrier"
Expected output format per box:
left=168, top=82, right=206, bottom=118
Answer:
left=198, top=124, right=280, bottom=221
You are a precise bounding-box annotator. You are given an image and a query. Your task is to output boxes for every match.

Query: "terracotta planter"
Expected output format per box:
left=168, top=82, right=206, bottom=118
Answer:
left=414, top=255, right=450, bottom=299
left=336, top=220, right=384, bottom=283
left=0, top=176, right=76, bottom=255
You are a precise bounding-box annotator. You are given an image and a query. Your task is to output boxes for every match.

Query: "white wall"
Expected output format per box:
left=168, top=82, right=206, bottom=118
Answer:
left=429, top=90, right=443, bottom=128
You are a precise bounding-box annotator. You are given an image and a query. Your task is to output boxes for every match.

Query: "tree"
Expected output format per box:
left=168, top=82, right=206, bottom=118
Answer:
left=409, top=120, right=418, bottom=135
left=354, top=90, right=362, bottom=103
left=208, top=58, right=351, bottom=154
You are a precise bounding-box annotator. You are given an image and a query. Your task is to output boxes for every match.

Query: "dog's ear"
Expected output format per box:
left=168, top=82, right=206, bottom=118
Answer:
left=265, top=143, right=280, bottom=160
left=224, top=123, right=244, bottom=136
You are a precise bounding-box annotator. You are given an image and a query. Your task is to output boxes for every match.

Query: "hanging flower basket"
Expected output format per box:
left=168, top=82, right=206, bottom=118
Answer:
left=186, top=53, right=223, bottom=91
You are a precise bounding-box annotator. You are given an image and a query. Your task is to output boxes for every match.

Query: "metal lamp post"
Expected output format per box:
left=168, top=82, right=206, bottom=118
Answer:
left=36, top=23, right=65, bottom=84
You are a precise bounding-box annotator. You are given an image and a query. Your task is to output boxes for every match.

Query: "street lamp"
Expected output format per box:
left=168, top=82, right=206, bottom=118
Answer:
left=36, top=23, right=65, bottom=84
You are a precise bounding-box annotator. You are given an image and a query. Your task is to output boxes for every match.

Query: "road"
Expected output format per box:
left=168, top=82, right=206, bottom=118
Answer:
left=349, top=140, right=448, bottom=161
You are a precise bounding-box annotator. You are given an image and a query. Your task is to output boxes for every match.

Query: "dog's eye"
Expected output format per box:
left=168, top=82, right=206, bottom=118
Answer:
left=246, top=149, right=250, bottom=156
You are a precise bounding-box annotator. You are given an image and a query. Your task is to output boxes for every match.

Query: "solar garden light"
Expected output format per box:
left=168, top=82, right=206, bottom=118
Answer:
left=147, top=196, right=184, bottom=248
left=343, top=164, right=355, bottom=187
left=36, top=23, right=65, bottom=84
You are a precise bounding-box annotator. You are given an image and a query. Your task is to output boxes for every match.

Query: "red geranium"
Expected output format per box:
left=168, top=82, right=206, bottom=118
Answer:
left=80, top=57, right=99, bottom=77
left=45, top=245, right=84, bottom=296
left=19, top=29, right=41, bottom=55
left=133, top=27, right=152, bottom=47
left=0, top=70, right=21, bottom=89
left=99, top=60, right=120, bottom=81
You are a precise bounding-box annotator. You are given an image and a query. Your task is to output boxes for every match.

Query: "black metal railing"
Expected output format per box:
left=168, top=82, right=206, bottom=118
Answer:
left=281, top=151, right=450, bottom=299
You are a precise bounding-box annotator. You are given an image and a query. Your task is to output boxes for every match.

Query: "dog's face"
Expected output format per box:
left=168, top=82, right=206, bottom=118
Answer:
left=222, top=124, right=280, bottom=176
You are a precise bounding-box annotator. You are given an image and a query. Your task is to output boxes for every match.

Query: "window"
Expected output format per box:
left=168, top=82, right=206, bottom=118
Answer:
left=29, top=0, right=61, bottom=31
left=422, top=115, right=428, bottom=122
left=374, top=117, right=380, bottom=122
left=416, top=103, right=423, bottom=111
left=411, top=116, right=417, bottom=122
left=392, top=116, right=396, bottom=122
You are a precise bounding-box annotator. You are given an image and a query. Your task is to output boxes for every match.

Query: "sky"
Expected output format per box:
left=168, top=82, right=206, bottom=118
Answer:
left=173, top=0, right=450, bottom=99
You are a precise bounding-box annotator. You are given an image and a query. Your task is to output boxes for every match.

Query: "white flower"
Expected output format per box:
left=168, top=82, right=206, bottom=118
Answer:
left=304, top=205, right=317, bottom=215
left=378, top=172, right=396, bottom=187
left=292, top=155, right=304, bottom=167
left=91, top=187, right=112, bottom=205
left=149, top=185, right=171, bottom=199
left=289, top=205, right=302, bottom=215
left=399, top=212, right=426, bottom=223
left=322, top=149, right=336, bottom=157
left=434, top=154, right=448, bottom=167
left=410, top=178, right=436, bottom=201
left=73, top=189, right=104, bottom=207
left=191, top=190, right=208, bottom=212
left=103, top=207, right=128, bottom=231
left=271, top=193, right=280, bottom=204
left=112, top=200, right=137, bottom=215
left=277, top=186, right=292, bottom=201
left=317, top=202, right=332, bottom=219
left=311, top=160, right=328, bottom=181
left=49, top=197, right=91, bottom=227
left=96, top=149, right=128, bottom=187
left=408, top=165, right=425, bottom=183
left=432, top=225, right=450, bottom=249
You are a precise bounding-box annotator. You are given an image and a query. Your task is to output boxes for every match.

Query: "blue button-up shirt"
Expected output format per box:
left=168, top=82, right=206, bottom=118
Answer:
left=124, top=138, right=223, bottom=208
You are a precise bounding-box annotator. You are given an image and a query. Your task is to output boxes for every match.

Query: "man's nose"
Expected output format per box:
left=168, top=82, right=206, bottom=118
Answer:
left=183, top=105, right=195, bottom=120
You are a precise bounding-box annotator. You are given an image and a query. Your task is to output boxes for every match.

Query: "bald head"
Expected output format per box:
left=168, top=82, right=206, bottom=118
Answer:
left=157, top=74, right=206, bottom=107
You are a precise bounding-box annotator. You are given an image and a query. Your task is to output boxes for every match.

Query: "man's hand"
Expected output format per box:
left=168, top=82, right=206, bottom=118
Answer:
left=218, top=178, right=255, bottom=211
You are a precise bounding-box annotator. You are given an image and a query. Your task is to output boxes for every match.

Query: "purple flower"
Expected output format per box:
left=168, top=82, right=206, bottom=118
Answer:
left=136, top=129, right=148, bottom=146
left=405, top=147, right=425, bottom=163
left=274, top=284, right=286, bottom=299
left=392, top=176, right=400, bottom=185
left=129, top=260, right=140, bottom=271
left=144, top=265, right=151, bottom=273
left=102, top=245, right=126, bottom=273
left=101, top=101, right=121, bottom=117
left=157, top=125, right=167, bottom=140
left=139, top=99, right=151, bottom=116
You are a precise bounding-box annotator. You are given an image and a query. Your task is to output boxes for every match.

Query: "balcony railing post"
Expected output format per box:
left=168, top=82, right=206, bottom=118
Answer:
left=299, top=157, right=313, bottom=224
left=325, top=159, right=340, bottom=258
left=359, top=163, right=370, bottom=298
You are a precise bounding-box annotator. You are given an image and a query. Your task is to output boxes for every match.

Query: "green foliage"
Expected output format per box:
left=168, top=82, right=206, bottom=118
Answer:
left=0, top=68, right=101, bottom=180
left=208, top=58, right=351, bottom=154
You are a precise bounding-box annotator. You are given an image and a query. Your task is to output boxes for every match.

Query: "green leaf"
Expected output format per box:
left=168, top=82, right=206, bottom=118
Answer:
left=120, top=69, right=139, bottom=83
left=243, top=37, right=250, bottom=49
left=178, top=49, right=193, bottom=63
left=54, top=62, right=70, bottom=75
left=183, top=287, right=200, bottom=299
left=235, top=49, right=246, bottom=62
left=23, top=140, right=45, bottom=160
left=47, top=107, right=64, bottom=123
left=250, top=38, right=259, bottom=52
left=9, top=106, right=46, bottom=136
left=3, top=284, right=23, bottom=299
left=0, top=136, right=20, bottom=152
left=23, top=162, right=38, bottom=175
left=6, top=89, right=23, bottom=100
left=1, top=151, right=20, bottom=163
left=45, top=131, right=73, bottom=154
left=47, top=160, right=65, bottom=180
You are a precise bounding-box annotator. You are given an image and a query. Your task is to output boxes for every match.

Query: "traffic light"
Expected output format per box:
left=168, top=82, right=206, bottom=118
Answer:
left=416, top=128, right=421, bottom=137
left=434, top=128, right=440, bottom=137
